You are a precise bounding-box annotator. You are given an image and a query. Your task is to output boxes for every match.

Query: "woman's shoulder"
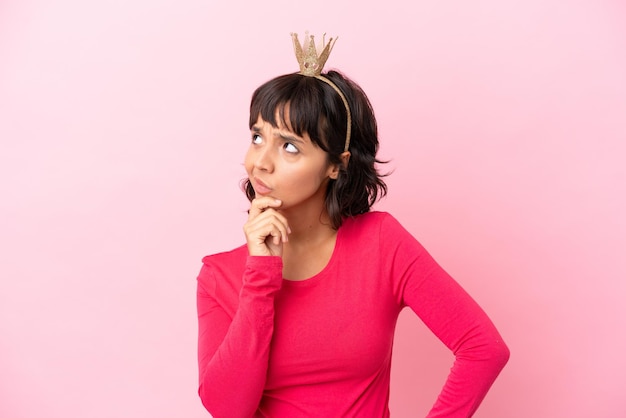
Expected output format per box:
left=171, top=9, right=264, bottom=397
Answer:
left=201, top=244, right=248, bottom=266
left=198, top=245, right=248, bottom=286
left=342, top=211, right=401, bottom=233
left=197, top=245, right=248, bottom=310
left=341, top=211, right=417, bottom=247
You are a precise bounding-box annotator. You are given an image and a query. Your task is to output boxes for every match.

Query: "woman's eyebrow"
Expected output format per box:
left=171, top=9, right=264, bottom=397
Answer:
left=250, top=125, right=306, bottom=144
left=276, top=132, right=305, bottom=144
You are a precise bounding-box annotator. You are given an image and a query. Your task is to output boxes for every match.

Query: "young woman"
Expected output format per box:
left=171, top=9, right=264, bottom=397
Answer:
left=196, top=33, right=509, bottom=417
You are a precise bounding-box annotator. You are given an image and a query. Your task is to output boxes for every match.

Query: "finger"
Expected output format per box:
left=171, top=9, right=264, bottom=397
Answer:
left=245, top=214, right=290, bottom=246
left=247, top=209, right=291, bottom=240
left=260, top=215, right=290, bottom=244
left=248, top=197, right=283, bottom=219
left=271, top=230, right=281, bottom=246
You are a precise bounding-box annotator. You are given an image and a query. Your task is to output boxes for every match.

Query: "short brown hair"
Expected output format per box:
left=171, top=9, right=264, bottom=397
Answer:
left=243, top=70, right=388, bottom=229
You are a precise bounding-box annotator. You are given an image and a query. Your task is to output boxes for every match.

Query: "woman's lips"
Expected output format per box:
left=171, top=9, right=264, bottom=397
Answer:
left=252, top=177, right=272, bottom=195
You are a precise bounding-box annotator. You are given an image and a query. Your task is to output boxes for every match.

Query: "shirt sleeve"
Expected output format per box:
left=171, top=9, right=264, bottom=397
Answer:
left=197, top=255, right=283, bottom=418
left=381, top=214, right=510, bottom=417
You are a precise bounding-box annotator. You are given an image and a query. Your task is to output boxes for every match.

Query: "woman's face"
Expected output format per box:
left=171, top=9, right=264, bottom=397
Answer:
left=245, top=114, right=339, bottom=213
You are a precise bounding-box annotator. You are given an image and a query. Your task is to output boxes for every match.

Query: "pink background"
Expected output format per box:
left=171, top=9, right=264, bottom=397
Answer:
left=1, top=1, right=625, bottom=417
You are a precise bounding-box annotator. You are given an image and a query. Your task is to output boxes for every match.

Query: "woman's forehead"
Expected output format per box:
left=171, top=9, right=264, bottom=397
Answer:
left=252, top=115, right=311, bottom=142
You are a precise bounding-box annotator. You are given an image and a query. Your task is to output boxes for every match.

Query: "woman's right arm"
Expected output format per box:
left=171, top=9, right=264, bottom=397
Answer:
left=197, top=197, right=290, bottom=417
left=197, top=256, right=283, bottom=418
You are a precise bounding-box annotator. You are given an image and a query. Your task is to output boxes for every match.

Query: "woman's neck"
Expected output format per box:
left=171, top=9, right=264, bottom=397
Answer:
left=280, top=209, right=338, bottom=281
left=282, top=207, right=336, bottom=248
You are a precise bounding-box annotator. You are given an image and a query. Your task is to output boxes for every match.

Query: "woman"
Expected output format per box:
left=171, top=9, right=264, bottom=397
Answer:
left=197, top=33, right=509, bottom=417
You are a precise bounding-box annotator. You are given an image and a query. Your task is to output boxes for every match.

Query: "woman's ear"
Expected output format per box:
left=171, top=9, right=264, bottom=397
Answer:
left=329, top=151, right=351, bottom=179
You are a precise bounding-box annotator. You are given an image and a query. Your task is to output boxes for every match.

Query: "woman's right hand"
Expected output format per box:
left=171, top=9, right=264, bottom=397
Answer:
left=243, top=197, right=291, bottom=257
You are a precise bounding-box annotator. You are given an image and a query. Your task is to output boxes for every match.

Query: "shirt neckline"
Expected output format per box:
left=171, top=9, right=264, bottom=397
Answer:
left=280, top=223, right=344, bottom=287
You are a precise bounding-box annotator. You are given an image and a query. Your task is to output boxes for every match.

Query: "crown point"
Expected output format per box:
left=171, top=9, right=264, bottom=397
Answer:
left=291, top=31, right=338, bottom=77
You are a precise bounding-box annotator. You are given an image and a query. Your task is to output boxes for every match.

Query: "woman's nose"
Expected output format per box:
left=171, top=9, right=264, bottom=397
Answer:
left=253, top=145, right=274, bottom=172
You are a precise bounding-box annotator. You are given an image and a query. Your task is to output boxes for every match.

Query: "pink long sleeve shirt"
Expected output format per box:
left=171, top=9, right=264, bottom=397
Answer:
left=197, top=212, right=509, bottom=417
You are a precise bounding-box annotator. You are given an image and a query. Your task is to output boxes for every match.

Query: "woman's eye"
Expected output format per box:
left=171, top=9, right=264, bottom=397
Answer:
left=284, top=143, right=298, bottom=154
left=251, top=134, right=262, bottom=144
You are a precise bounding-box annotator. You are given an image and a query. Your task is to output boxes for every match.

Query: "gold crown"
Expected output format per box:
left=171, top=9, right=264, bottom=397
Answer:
left=291, top=32, right=337, bottom=76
